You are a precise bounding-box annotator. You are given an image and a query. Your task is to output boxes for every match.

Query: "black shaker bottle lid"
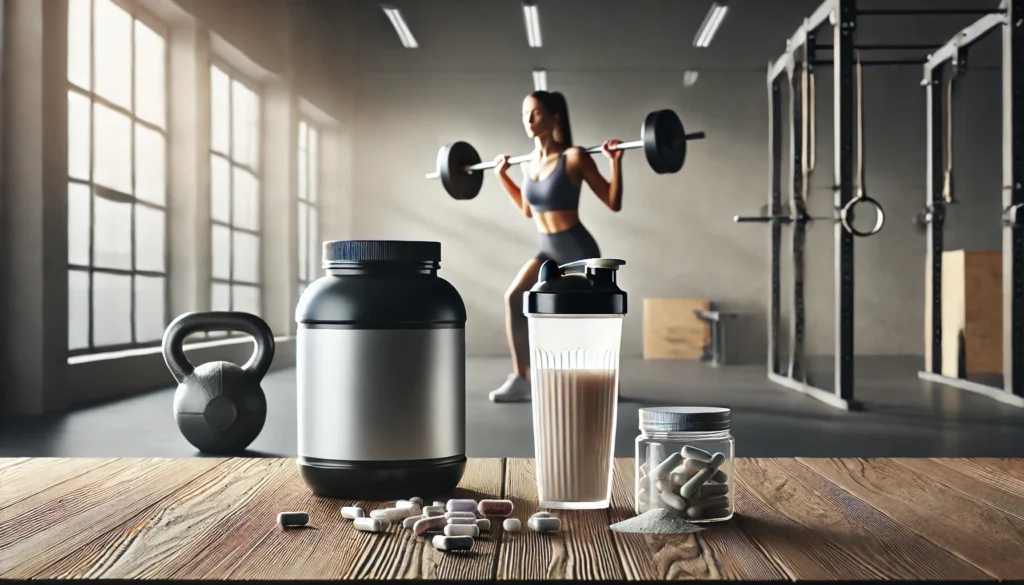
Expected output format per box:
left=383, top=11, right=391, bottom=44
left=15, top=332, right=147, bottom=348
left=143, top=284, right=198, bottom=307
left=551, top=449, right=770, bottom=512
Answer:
left=322, top=240, right=441, bottom=265
left=523, top=258, right=627, bottom=315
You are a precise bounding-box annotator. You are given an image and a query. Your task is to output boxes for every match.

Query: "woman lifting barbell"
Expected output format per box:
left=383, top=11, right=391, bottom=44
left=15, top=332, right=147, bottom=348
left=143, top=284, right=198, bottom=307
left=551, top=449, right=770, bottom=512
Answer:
left=488, top=90, right=624, bottom=403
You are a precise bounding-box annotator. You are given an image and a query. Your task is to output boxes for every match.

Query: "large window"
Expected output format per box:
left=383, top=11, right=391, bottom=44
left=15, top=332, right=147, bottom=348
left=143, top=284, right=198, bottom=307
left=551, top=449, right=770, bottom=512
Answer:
left=297, top=120, right=320, bottom=295
left=210, top=64, right=262, bottom=318
left=67, top=0, right=168, bottom=355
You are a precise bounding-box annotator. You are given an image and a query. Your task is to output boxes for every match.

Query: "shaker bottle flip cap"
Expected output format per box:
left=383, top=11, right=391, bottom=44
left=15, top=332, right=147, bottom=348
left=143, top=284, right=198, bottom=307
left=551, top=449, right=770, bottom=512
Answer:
left=523, top=258, right=627, bottom=315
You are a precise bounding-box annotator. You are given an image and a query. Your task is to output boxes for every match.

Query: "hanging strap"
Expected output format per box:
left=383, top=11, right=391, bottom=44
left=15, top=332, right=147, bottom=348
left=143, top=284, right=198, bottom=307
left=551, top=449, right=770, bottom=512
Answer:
left=942, top=74, right=955, bottom=204
left=855, top=58, right=865, bottom=200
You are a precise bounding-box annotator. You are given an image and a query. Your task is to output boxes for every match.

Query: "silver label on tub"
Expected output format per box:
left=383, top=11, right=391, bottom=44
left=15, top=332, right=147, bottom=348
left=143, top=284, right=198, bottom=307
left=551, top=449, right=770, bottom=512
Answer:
left=297, top=327, right=466, bottom=461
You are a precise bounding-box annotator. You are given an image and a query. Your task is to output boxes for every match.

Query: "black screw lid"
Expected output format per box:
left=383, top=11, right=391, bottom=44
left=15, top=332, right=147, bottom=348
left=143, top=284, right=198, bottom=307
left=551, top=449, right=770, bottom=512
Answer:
left=524, top=258, right=627, bottom=315
left=639, top=406, right=731, bottom=432
left=322, top=240, right=441, bottom=265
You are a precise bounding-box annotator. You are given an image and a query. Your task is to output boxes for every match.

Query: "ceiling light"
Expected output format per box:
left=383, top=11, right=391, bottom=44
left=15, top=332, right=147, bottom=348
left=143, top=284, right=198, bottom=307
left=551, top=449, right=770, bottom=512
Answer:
left=523, top=1, right=543, bottom=48
left=381, top=4, right=418, bottom=49
left=533, top=69, right=548, bottom=91
left=694, top=1, right=728, bottom=48
left=683, top=70, right=699, bottom=87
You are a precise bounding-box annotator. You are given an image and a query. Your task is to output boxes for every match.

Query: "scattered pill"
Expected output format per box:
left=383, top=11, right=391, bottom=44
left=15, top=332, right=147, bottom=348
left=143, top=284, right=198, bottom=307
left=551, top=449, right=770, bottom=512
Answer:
left=423, top=506, right=445, bottom=517
left=432, top=535, right=474, bottom=551
left=371, top=507, right=410, bottom=522
left=433, top=501, right=446, bottom=507
left=277, top=512, right=309, bottom=528
left=680, top=466, right=718, bottom=499
left=503, top=518, right=521, bottom=532
left=409, top=497, right=424, bottom=505
left=340, top=506, right=365, bottom=520
left=531, top=511, right=551, bottom=519
left=445, top=511, right=477, bottom=520
left=476, top=518, right=491, bottom=532
left=413, top=515, right=448, bottom=536
left=444, top=523, right=480, bottom=537
left=354, top=517, right=384, bottom=533
left=448, top=517, right=477, bottom=525
left=659, top=490, right=688, bottom=511
left=527, top=516, right=561, bottom=533
left=652, top=452, right=683, bottom=480
left=477, top=499, right=514, bottom=517
left=403, top=514, right=426, bottom=529
left=396, top=500, right=422, bottom=515
left=379, top=518, right=392, bottom=530
left=446, top=499, right=478, bottom=514
left=682, top=445, right=712, bottom=461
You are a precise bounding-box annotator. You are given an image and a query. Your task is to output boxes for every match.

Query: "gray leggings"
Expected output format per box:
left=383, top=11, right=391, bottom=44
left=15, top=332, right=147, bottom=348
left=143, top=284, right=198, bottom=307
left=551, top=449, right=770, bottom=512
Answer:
left=535, top=223, right=602, bottom=265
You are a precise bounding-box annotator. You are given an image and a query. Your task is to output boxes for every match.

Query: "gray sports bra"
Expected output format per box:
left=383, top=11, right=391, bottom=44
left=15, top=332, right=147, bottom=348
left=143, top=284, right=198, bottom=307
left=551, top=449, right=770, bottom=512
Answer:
left=523, top=154, right=581, bottom=213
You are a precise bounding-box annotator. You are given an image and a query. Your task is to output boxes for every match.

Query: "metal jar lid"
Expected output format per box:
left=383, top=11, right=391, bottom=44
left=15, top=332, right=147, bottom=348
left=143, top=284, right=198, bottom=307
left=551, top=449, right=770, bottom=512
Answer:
left=639, top=406, right=731, bottom=432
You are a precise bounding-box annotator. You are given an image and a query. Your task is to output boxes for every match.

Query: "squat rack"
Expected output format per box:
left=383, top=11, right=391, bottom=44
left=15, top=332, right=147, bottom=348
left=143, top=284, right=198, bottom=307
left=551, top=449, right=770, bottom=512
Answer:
left=916, top=1, right=1024, bottom=408
left=739, top=0, right=1012, bottom=411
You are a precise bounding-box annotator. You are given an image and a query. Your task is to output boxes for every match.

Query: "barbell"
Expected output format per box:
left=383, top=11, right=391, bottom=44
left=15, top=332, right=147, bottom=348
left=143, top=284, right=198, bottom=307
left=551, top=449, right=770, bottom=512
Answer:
left=424, top=109, right=706, bottom=200
left=733, top=196, right=885, bottom=237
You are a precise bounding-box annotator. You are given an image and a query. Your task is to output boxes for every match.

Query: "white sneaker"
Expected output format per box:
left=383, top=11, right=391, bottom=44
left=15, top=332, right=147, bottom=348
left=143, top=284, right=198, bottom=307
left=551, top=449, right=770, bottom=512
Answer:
left=488, top=373, right=532, bottom=403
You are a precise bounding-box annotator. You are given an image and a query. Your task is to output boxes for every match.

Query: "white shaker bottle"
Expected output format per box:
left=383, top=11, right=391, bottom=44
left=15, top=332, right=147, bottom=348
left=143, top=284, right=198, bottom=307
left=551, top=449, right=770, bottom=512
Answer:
left=523, top=258, right=627, bottom=509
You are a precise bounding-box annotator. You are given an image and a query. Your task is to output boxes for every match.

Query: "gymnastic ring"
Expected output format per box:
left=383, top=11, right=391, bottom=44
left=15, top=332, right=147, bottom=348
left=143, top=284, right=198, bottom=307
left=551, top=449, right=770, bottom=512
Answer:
left=840, top=196, right=884, bottom=237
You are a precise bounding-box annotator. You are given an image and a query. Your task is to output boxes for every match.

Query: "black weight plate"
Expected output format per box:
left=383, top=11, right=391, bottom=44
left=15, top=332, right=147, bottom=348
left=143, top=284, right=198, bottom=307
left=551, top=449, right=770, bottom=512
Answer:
left=642, top=109, right=686, bottom=174
left=438, top=141, right=484, bottom=200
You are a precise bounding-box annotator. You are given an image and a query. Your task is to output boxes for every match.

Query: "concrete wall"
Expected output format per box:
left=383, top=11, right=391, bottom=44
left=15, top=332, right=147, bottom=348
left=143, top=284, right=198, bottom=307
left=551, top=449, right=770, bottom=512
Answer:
left=347, top=0, right=1004, bottom=361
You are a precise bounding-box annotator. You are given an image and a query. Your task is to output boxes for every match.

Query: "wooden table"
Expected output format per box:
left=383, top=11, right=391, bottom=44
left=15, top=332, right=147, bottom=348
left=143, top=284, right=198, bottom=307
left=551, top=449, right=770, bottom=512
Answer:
left=2, top=457, right=1024, bottom=581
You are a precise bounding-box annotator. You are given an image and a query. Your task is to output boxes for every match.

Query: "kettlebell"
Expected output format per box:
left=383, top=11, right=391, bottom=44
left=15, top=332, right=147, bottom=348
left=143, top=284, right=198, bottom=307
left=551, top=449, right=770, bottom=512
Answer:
left=162, top=311, right=275, bottom=454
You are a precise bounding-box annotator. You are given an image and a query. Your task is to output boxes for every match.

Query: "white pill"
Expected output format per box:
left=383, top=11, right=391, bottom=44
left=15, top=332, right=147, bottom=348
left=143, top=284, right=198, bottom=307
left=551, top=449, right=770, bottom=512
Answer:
left=423, top=506, right=445, bottom=517
left=527, top=516, right=561, bottom=532
left=698, top=483, right=729, bottom=498
left=708, top=452, right=726, bottom=468
left=655, top=478, right=672, bottom=493
left=403, top=514, right=426, bottom=529
left=433, top=501, right=446, bottom=507
left=340, top=506, right=365, bottom=519
left=448, top=517, right=477, bottom=525
left=371, top=508, right=410, bottom=522
left=476, top=518, right=491, bottom=532
left=432, top=535, right=474, bottom=551
left=680, top=466, right=718, bottom=498
left=652, top=452, right=683, bottom=480
left=637, top=487, right=651, bottom=504
left=503, top=518, right=521, bottom=532
left=445, top=511, right=476, bottom=520
left=409, top=497, right=424, bottom=505
left=682, top=445, right=712, bottom=461
left=396, top=500, right=422, bottom=515
left=354, top=517, right=384, bottom=532
left=444, top=523, right=480, bottom=537
left=378, top=518, right=392, bottom=530
left=659, top=489, right=687, bottom=511
left=531, top=511, right=551, bottom=519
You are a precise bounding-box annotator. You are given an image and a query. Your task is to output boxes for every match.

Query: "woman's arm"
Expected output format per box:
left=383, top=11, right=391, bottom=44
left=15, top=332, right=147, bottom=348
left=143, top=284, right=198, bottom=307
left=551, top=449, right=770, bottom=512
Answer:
left=575, top=140, right=624, bottom=212
left=493, top=154, right=532, bottom=218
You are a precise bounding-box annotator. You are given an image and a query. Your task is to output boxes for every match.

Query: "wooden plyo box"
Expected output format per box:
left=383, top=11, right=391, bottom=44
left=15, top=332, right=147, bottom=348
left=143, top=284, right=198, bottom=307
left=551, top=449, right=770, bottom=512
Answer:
left=643, top=298, right=711, bottom=360
left=940, top=250, right=1002, bottom=377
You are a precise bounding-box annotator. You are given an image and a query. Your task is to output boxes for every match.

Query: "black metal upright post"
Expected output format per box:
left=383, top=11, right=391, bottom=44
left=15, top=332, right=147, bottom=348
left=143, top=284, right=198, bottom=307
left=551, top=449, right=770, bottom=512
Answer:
left=925, top=65, right=945, bottom=375
left=834, top=0, right=856, bottom=404
left=1004, top=0, right=1024, bottom=399
left=768, top=72, right=783, bottom=376
left=789, top=60, right=807, bottom=383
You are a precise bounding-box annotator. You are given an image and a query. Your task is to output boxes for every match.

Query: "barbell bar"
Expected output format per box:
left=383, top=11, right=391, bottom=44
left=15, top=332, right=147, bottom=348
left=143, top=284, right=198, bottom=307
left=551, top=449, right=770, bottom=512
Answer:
left=733, top=196, right=886, bottom=237
left=425, top=109, right=706, bottom=200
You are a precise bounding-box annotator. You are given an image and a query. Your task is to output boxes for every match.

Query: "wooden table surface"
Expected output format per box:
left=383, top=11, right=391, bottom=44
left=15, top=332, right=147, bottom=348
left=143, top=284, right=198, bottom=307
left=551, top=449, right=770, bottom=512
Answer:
left=2, top=457, right=1024, bottom=581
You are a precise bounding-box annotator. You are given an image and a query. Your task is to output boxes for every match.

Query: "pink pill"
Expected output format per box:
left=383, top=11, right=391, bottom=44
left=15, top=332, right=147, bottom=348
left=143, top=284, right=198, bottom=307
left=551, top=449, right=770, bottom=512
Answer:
left=477, top=499, right=514, bottom=517
left=446, top=499, right=478, bottom=514
left=413, top=515, right=447, bottom=536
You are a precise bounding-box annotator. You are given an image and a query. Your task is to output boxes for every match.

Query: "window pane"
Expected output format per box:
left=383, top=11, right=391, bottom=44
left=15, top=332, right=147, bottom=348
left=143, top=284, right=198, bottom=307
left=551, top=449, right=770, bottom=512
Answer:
left=94, top=0, right=132, bottom=110
left=308, top=206, right=319, bottom=280
left=233, top=231, right=259, bottom=283
left=135, top=205, right=165, bottom=272
left=211, top=66, right=230, bottom=154
left=134, top=21, right=165, bottom=128
left=233, top=284, right=260, bottom=317
left=68, top=182, right=91, bottom=266
left=134, top=275, right=165, bottom=343
left=68, top=270, right=90, bottom=350
left=93, top=103, right=132, bottom=194
left=299, top=121, right=308, bottom=151
left=211, top=154, right=230, bottom=223
left=232, top=81, right=252, bottom=167
left=298, top=201, right=308, bottom=281
left=233, top=168, right=259, bottom=231
left=93, top=271, right=132, bottom=346
left=309, top=129, right=319, bottom=203
left=298, top=148, right=307, bottom=202
left=68, top=91, right=91, bottom=181
left=249, top=93, right=261, bottom=170
left=135, top=124, right=165, bottom=205
left=68, top=0, right=91, bottom=89
left=93, top=192, right=132, bottom=269
left=211, top=224, right=231, bottom=280
left=212, top=282, right=231, bottom=311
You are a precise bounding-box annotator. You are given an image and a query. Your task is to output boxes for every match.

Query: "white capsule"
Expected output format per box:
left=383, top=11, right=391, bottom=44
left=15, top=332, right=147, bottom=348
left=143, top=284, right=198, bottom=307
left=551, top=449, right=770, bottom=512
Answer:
left=448, top=517, right=477, bottom=525
left=444, top=523, right=480, bottom=537
left=652, top=452, right=683, bottom=481
left=682, top=445, right=712, bottom=461
left=660, top=489, right=688, bottom=511
left=432, top=534, right=474, bottom=551
left=354, top=517, right=384, bottom=532
left=527, top=516, right=561, bottom=533
left=476, top=518, right=491, bottom=532
left=403, top=514, right=426, bottom=529
left=503, top=518, right=521, bottom=532
left=370, top=507, right=410, bottom=522
left=409, top=497, right=424, bottom=505
left=423, top=506, right=445, bottom=517
left=340, top=506, right=365, bottom=520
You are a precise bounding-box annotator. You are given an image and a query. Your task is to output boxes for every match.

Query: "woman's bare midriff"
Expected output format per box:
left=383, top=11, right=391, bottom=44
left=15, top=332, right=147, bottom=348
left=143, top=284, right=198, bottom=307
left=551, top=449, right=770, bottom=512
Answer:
left=533, top=209, right=580, bottom=234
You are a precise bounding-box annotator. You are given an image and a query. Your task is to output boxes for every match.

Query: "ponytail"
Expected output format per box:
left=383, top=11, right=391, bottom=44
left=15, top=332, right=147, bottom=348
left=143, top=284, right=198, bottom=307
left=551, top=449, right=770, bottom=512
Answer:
left=530, top=90, right=573, bottom=147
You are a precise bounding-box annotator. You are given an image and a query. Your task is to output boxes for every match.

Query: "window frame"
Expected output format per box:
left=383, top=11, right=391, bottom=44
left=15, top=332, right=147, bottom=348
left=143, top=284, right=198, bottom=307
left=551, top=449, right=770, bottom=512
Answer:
left=67, top=0, right=172, bottom=357
left=297, top=117, right=321, bottom=294
left=209, top=58, right=265, bottom=318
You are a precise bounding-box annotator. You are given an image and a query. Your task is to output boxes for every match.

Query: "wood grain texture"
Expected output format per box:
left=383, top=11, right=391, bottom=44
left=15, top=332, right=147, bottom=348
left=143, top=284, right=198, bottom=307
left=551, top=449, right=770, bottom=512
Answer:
left=0, top=457, right=124, bottom=508
left=935, top=458, right=1024, bottom=502
left=496, top=458, right=624, bottom=580
left=735, top=458, right=988, bottom=581
left=0, top=457, right=225, bottom=579
left=642, top=298, right=711, bottom=360
left=608, top=458, right=787, bottom=581
left=799, top=457, right=1024, bottom=580
left=892, top=458, right=1024, bottom=523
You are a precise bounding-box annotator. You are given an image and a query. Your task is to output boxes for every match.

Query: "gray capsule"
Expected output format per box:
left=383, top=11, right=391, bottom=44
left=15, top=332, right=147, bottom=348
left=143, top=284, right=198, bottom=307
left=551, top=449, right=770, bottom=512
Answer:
left=354, top=517, right=384, bottom=532
left=340, top=506, right=365, bottom=520
left=277, top=511, right=309, bottom=528
left=423, top=506, right=445, bottom=517
left=444, top=523, right=480, bottom=537
left=433, top=501, right=446, bottom=507
left=531, top=511, right=551, bottom=519
left=697, top=483, right=729, bottom=498
left=447, top=517, right=477, bottom=525
left=686, top=494, right=730, bottom=511
left=708, top=452, right=726, bottom=468
left=403, top=514, right=426, bottom=529
left=476, top=518, right=491, bottom=532
left=702, top=507, right=732, bottom=520
left=680, top=465, right=718, bottom=499
left=682, top=445, right=712, bottom=461
left=652, top=452, right=683, bottom=481
left=409, top=497, right=424, bottom=505
left=503, top=518, right=521, bottom=532
left=432, top=534, right=474, bottom=551
left=527, top=516, right=561, bottom=533
left=659, top=490, right=687, bottom=511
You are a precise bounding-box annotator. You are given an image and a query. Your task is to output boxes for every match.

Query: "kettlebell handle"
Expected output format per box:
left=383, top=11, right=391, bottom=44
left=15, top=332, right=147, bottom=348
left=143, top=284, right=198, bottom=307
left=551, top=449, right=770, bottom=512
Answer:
left=162, top=311, right=276, bottom=383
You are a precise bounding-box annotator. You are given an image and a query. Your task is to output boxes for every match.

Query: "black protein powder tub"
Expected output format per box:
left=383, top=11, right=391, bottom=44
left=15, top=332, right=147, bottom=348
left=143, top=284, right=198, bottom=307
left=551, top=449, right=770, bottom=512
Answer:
left=295, top=240, right=467, bottom=499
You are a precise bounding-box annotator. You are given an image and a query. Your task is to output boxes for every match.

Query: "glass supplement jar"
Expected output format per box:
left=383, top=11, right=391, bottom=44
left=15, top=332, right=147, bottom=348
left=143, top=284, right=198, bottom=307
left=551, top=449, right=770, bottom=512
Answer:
left=634, top=406, right=734, bottom=522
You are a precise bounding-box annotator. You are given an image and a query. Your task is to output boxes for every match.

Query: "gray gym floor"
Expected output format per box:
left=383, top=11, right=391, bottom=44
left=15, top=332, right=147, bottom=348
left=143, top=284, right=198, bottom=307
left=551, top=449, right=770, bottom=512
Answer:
left=2, top=355, right=1024, bottom=459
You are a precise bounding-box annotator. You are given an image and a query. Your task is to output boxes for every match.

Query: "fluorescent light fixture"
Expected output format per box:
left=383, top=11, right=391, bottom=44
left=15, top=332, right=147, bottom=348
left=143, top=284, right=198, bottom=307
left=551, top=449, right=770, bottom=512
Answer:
left=533, top=69, right=548, bottom=91
left=693, top=1, right=728, bottom=48
left=523, top=1, right=543, bottom=48
left=381, top=4, right=418, bottom=49
left=683, top=70, right=699, bottom=87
